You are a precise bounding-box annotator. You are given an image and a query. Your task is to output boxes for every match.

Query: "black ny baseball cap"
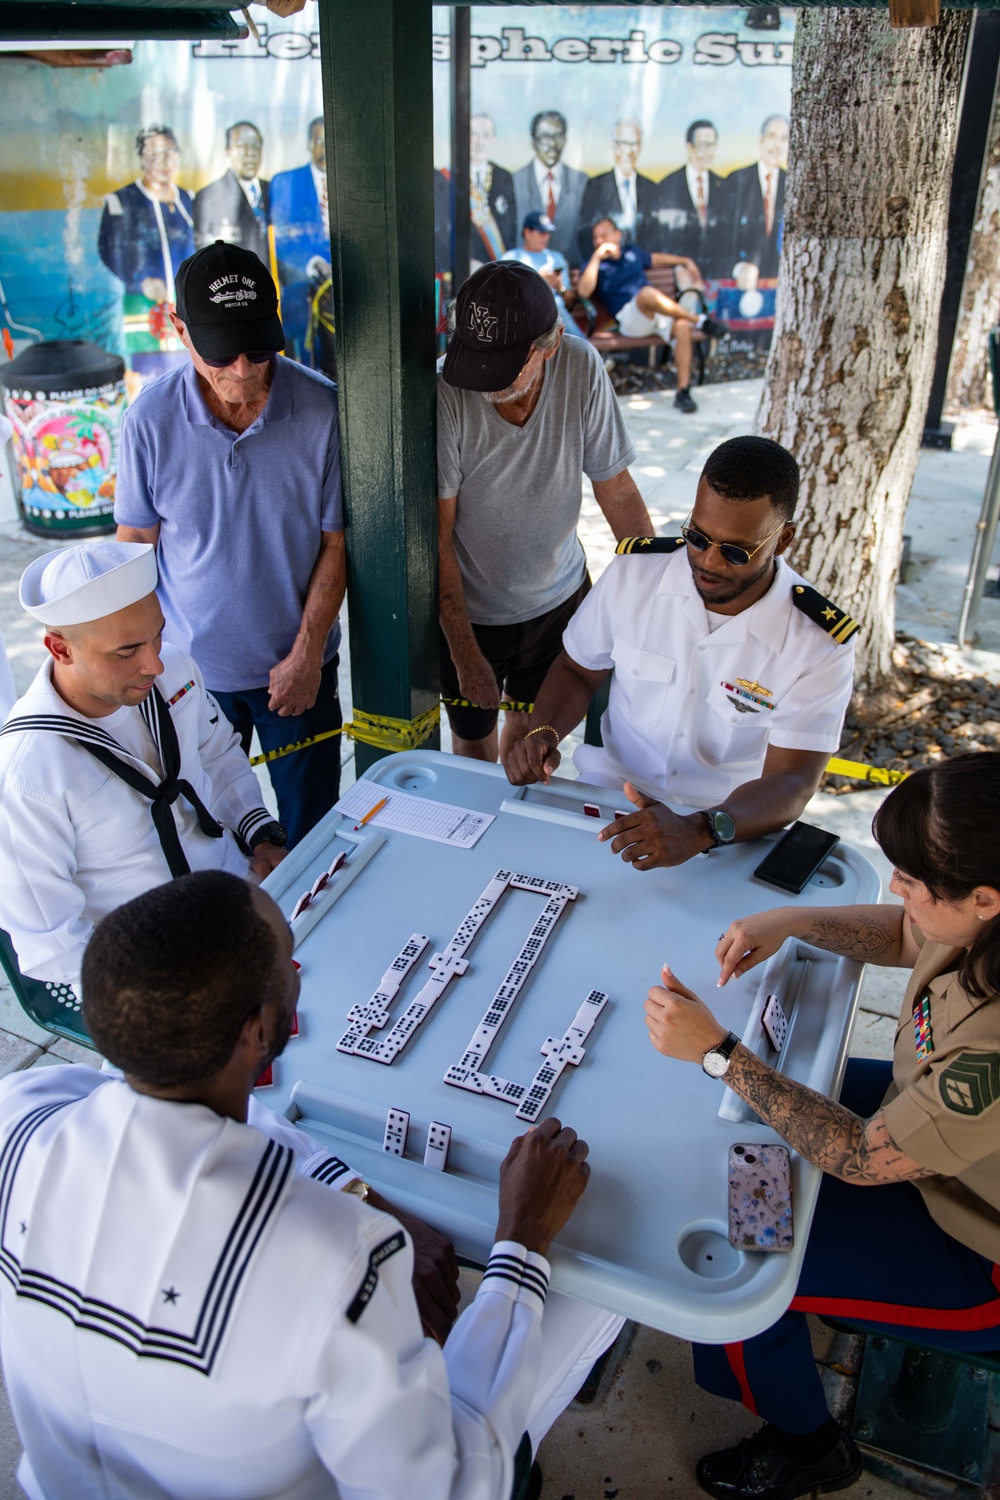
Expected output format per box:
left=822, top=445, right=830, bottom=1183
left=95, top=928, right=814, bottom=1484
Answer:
left=442, top=261, right=558, bottom=393
left=174, top=241, right=284, bottom=361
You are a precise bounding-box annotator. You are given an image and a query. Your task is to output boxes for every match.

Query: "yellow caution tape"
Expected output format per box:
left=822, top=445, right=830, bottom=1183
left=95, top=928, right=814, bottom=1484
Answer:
left=350, top=704, right=439, bottom=751
left=250, top=705, right=909, bottom=790
left=442, top=696, right=534, bottom=714
left=306, top=277, right=336, bottom=354
left=248, top=703, right=439, bottom=768
left=825, top=756, right=909, bottom=787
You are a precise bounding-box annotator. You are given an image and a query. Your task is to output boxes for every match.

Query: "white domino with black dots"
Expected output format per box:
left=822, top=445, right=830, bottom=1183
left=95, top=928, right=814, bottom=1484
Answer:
left=423, top=1121, right=452, bottom=1171
left=383, top=1108, right=410, bottom=1156
left=761, top=994, right=789, bottom=1052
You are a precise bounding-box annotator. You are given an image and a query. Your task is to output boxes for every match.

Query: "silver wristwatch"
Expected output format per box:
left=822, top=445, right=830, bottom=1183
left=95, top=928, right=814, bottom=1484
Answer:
left=702, top=1031, right=740, bottom=1079
left=702, top=809, right=736, bottom=847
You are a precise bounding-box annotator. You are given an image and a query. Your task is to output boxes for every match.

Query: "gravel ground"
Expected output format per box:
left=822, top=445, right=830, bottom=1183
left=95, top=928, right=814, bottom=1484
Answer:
left=605, top=334, right=770, bottom=395
left=824, top=634, right=1000, bottom=794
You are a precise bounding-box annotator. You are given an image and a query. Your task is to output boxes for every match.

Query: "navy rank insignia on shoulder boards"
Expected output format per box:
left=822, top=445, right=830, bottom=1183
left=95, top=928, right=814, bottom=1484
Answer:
left=615, top=536, right=685, bottom=555
left=791, top=585, right=859, bottom=644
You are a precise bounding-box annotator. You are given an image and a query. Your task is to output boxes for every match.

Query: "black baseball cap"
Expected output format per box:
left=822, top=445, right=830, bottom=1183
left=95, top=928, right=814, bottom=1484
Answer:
left=174, top=241, right=284, bottom=361
left=442, top=261, right=558, bottom=393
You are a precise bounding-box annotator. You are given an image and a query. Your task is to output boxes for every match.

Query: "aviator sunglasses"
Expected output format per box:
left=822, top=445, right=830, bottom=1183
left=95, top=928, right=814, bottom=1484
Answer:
left=681, top=516, right=786, bottom=568
left=201, top=351, right=274, bottom=369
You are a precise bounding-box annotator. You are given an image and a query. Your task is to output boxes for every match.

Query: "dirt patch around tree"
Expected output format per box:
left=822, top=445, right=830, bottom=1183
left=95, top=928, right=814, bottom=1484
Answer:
left=823, top=635, right=1000, bottom=795
left=605, top=337, right=770, bottom=395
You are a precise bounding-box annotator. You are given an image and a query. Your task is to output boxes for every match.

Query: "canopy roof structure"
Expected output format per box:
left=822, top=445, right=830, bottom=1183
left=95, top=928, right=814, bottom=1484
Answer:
left=1, top=0, right=1000, bottom=41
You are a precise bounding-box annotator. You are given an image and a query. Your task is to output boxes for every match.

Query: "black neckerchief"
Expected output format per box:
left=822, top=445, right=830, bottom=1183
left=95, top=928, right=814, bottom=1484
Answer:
left=1, top=685, right=223, bottom=878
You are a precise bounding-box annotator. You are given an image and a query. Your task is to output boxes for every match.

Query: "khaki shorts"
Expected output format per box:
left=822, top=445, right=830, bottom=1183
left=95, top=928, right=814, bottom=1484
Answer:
left=617, top=296, right=673, bottom=342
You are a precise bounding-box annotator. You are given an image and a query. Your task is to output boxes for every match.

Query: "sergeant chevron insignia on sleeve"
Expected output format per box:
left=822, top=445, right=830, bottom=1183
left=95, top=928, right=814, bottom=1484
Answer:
left=939, top=1052, right=1000, bottom=1116
left=791, top=585, right=859, bottom=643
left=615, top=536, right=686, bottom=555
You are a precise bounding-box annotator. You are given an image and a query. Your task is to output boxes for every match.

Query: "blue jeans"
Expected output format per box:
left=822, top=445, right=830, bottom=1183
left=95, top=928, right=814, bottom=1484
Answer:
left=212, top=654, right=342, bottom=848
left=693, top=1059, right=1000, bottom=1433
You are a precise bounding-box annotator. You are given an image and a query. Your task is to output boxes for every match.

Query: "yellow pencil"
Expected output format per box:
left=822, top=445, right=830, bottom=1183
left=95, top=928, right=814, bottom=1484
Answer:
left=354, top=796, right=388, bottom=831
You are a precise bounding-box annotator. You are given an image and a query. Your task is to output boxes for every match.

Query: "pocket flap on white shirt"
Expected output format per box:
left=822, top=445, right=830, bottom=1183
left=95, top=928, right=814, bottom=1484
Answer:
left=611, top=641, right=676, bottom=684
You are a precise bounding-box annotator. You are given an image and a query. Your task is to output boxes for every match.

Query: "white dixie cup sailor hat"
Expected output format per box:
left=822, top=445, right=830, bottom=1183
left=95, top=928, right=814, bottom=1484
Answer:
left=19, top=541, right=158, bottom=627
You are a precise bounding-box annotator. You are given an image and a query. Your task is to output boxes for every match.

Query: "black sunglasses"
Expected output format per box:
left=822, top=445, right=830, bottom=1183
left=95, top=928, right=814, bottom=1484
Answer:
left=201, top=351, right=274, bottom=369
left=681, top=517, right=786, bottom=568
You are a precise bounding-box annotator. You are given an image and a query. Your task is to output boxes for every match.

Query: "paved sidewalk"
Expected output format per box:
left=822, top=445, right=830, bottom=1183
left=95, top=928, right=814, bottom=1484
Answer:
left=0, top=378, right=994, bottom=1496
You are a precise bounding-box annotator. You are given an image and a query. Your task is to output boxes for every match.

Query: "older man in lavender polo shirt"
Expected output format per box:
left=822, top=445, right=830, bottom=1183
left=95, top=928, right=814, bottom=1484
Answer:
left=115, top=241, right=344, bottom=847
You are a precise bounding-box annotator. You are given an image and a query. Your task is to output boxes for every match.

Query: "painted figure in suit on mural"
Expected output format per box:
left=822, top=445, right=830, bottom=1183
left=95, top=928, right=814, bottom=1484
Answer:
left=269, top=116, right=332, bottom=365
left=513, top=111, right=588, bottom=268
left=728, top=114, right=788, bottom=283
left=653, top=120, right=733, bottom=279
left=98, top=124, right=195, bottom=372
left=470, top=113, right=516, bottom=263
left=193, top=121, right=271, bottom=267
left=577, top=120, right=658, bottom=259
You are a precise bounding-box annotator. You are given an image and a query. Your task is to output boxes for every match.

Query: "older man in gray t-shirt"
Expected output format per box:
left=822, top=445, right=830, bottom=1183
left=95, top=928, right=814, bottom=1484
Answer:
left=438, top=261, right=651, bottom=763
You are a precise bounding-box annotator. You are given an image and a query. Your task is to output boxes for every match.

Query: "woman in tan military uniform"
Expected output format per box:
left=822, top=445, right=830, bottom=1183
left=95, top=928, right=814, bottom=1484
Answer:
left=643, top=751, right=1000, bottom=1500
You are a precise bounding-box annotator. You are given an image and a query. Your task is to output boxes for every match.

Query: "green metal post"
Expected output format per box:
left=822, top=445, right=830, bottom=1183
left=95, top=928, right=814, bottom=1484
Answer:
left=316, top=0, right=439, bottom=775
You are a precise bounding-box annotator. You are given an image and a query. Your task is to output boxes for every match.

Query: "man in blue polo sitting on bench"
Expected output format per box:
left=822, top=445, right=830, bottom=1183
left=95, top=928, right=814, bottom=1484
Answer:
left=576, top=216, right=722, bottom=414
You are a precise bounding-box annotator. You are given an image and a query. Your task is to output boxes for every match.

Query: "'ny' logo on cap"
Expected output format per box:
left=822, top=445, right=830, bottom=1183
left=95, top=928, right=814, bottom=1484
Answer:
left=467, top=302, right=498, bottom=343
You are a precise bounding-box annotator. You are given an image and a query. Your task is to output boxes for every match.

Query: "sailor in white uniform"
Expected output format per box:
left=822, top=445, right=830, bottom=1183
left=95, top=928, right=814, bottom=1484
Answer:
left=503, top=436, right=856, bottom=871
left=0, top=541, right=287, bottom=989
left=0, top=871, right=621, bottom=1500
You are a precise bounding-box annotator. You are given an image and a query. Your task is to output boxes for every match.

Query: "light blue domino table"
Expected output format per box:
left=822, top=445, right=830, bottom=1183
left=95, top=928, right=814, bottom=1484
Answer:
left=262, top=750, right=880, bottom=1344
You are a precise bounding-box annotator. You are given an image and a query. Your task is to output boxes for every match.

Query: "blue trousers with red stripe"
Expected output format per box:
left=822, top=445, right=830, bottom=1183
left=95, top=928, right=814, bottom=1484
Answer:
left=693, top=1060, right=1000, bottom=1434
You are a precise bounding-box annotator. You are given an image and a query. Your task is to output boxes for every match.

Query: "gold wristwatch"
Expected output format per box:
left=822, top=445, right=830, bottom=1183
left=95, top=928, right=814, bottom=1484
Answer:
left=345, top=1178, right=371, bottom=1203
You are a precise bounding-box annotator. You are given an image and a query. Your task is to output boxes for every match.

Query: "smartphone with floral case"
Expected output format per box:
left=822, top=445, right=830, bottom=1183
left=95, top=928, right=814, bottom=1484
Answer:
left=728, top=1143, right=793, bottom=1252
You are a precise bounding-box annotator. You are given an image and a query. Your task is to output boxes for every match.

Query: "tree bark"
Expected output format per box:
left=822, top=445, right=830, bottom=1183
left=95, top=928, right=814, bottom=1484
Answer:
left=756, top=8, right=970, bottom=690
left=945, top=70, right=1000, bottom=414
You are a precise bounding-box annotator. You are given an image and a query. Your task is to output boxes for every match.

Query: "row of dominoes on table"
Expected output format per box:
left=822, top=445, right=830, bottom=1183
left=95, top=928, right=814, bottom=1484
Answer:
left=336, top=869, right=609, bottom=1122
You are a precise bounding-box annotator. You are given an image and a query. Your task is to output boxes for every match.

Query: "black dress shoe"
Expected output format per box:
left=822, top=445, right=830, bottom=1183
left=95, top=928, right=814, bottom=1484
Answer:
left=674, top=387, right=698, bottom=413
left=696, top=1424, right=863, bottom=1500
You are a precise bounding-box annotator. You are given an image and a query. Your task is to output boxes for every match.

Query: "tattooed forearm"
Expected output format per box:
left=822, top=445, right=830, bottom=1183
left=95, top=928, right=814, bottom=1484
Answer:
left=726, top=1046, right=935, bottom=1185
left=798, top=906, right=902, bottom=964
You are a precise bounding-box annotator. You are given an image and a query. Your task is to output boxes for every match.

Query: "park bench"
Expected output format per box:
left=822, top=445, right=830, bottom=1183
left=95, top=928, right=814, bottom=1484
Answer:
left=569, top=265, right=711, bottom=384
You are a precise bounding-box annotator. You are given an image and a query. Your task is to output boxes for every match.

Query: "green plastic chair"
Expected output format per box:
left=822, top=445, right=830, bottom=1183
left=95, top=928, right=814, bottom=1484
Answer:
left=0, top=926, right=95, bottom=1051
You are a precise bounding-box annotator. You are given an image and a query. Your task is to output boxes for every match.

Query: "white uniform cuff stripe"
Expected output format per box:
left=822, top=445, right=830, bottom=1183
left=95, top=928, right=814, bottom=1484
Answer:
left=481, top=1241, right=550, bottom=1309
left=298, top=1150, right=361, bottom=1193
left=238, top=808, right=272, bottom=841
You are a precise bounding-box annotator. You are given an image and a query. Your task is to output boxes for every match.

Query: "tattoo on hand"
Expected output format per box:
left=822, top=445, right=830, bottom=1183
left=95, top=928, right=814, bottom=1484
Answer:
left=727, top=1048, right=935, bottom=1186
left=800, top=910, right=897, bottom=963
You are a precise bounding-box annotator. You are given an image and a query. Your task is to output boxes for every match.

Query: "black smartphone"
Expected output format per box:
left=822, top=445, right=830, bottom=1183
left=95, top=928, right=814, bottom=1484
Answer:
left=753, top=821, right=840, bottom=895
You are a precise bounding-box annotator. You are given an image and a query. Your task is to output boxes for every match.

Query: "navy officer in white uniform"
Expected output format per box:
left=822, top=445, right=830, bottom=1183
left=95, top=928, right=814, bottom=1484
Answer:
left=0, top=541, right=287, bottom=989
left=0, top=870, right=620, bottom=1500
left=503, top=436, right=856, bottom=870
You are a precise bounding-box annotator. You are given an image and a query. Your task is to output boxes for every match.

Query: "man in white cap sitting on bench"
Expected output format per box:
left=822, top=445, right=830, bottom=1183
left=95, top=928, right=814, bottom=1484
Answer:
left=0, top=540, right=287, bottom=991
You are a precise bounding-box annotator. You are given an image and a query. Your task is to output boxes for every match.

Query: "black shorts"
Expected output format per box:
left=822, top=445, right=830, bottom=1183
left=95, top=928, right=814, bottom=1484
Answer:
left=440, top=576, right=592, bottom=741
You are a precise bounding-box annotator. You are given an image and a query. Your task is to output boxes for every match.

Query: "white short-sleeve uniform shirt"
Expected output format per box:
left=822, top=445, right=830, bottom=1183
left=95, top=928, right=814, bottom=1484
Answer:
left=563, top=549, right=855, bottom=808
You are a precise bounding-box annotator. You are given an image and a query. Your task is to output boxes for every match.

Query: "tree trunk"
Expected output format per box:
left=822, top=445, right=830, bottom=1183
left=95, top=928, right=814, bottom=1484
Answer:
left=756, top=8, right=970, bottom=691
left=945, top=69, right=1000, bottom=414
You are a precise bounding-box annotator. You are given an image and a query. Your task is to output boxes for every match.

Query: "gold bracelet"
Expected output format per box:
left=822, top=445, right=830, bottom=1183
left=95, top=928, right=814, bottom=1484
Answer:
left=524, top=725, right=560, bottom=745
